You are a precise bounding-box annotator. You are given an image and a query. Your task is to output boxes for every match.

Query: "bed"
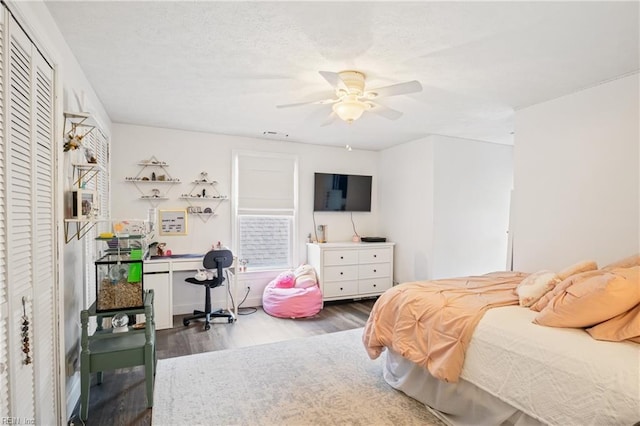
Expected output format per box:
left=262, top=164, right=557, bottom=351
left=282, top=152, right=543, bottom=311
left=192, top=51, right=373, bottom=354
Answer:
left=363, top=259, right=640, bottom=426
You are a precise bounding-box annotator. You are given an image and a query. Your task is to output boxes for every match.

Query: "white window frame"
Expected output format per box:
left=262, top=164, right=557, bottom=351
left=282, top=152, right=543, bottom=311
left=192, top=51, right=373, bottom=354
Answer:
left=231, top=150, right=299, bottom=271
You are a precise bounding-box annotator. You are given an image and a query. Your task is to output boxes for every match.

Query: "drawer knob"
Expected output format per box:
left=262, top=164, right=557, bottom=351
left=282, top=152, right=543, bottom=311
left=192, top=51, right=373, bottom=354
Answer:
left=373, top=269, right=377, bottom=273
left=340, top=272, right=343, bottom=275
left=340, top=287, right=343, bottom=291
left=374, top=254, right=377, bottom=258
left=373, top=284, right=377, bottom=287
left=340, top=256, right=344, bottom=259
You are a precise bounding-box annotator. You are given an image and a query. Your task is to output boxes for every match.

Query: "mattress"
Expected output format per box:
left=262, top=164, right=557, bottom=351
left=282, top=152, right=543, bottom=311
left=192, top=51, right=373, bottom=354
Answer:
left=384, top=305, right=640, bottom=426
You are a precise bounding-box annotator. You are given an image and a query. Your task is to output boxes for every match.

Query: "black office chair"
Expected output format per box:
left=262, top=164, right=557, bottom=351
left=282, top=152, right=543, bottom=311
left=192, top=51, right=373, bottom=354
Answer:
left=183, top=249, right=235, bottom=330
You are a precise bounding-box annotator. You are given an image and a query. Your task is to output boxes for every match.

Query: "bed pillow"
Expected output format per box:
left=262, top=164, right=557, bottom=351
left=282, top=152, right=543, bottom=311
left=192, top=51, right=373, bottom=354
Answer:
left=533, top=266, right=640, bottom=328
left=601, top=254, right=640, bottom=271
left=557, top=259, right=598, bottom=280
left=586, top=303, right=640, bottom=343
left=516, top=270, right=561, bottom=307
left=530, top=270, right=598, bottom=312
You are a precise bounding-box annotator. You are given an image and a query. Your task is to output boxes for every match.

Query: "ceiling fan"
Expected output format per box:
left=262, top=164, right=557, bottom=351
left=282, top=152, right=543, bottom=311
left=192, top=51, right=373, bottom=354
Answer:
left=277, top=70, right=422, bottom=125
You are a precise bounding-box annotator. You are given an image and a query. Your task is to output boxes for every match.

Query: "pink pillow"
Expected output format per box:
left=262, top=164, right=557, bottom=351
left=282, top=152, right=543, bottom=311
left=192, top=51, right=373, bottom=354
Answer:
left=273, top=271, right=295, bottom=288
left=586, top=303, right=640, bottom=343
left=534, top=266, right=640, bottom=328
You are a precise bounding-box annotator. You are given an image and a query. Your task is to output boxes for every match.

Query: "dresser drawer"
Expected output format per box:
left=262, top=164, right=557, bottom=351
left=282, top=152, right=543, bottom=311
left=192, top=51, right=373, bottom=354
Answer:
left=359, top=248, right=391, bottom=264
left=358, top=262, right=391, bottom=279
left=359, top=277, right=392, bottom=295
left=143, top=261, right=170, bottom=273
left=324, top=265, right=358, bottom=282
left=324, top=250, right=358, bottom=266
left=323, top=280, right=358, bottom=298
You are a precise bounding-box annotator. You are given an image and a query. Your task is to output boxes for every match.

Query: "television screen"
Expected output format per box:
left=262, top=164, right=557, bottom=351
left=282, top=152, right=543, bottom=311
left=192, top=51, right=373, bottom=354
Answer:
left=314, top=173, right=372, bottom=212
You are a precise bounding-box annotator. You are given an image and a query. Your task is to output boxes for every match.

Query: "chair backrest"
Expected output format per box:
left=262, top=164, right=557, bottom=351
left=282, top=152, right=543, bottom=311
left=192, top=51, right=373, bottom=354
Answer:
left=203, top=249, right=233, bottom=269
left=203, top=249, right=233, bottom=285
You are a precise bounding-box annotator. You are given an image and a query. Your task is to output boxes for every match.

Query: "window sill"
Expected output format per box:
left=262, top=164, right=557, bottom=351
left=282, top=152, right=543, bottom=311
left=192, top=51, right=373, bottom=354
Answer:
left=234, top=268, right=289, bottom=277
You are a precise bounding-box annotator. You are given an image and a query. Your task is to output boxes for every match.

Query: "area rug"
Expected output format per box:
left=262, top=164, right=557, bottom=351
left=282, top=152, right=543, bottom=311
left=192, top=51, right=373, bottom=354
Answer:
left=152, top=328, right=446, bottom=425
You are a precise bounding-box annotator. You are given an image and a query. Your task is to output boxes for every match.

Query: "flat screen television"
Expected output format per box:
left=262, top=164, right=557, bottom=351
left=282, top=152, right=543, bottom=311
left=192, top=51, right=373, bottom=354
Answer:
left=314, top=172, right=372, bottom=212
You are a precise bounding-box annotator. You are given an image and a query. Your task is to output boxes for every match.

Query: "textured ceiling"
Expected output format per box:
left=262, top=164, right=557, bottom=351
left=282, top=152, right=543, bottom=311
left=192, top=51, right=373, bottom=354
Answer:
left=46, top=1, right=639, bottom=151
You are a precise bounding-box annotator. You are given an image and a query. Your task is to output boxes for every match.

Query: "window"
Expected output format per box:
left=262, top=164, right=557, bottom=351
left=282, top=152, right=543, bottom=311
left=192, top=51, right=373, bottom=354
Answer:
left=232, top=151, right=298, bottom=270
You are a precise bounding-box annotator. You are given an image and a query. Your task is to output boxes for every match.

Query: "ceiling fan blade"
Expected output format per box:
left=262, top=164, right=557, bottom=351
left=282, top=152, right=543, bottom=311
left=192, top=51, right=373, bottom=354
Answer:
left=367, top=80, right=422, bottom=98
left=367, top=102, right=404, bottom=120
left=319, top=71, right=348, bottom=92
left=276, top=98, right=337, bottom=108
left=320, top=112, right=338, bottom=127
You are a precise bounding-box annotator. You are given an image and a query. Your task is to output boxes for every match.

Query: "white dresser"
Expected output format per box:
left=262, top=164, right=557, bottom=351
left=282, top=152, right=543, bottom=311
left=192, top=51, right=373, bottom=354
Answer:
left=307, top=242, right=395, bottom=301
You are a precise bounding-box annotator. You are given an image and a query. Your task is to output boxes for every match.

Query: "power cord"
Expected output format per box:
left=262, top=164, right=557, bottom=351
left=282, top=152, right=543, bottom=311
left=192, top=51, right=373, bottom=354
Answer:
left=225, top=269, right=257, bottom=315
left=237, top=287, right=257, bottom=315
left=312, top=211, right=319, bottom=242
left=350, top=212, right=360, bottom=238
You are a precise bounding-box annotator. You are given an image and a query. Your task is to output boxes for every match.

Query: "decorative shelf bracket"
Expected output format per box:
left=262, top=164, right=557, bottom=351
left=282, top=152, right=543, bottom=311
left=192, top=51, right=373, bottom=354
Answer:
left=64, top=219, right=107, bottom=244
left=72, top=163, right=104, bottom=188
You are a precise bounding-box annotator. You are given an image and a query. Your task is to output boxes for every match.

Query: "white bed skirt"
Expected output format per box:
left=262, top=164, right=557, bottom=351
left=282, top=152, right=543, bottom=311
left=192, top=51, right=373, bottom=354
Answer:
left=384, top=349, right=542, bottom=426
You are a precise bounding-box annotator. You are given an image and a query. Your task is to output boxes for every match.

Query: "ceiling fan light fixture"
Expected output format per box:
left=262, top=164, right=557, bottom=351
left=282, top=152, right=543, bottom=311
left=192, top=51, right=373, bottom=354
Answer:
left=332, top=95, right=368, bottom=124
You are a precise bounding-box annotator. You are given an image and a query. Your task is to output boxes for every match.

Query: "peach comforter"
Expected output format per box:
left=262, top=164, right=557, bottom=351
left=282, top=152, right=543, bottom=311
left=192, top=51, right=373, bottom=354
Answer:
left=362, top=272, right=528, bottom=383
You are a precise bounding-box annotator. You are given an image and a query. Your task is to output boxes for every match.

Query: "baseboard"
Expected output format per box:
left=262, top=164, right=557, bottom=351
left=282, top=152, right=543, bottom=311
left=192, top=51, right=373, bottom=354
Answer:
left=66, top=373, right=80, bottom=421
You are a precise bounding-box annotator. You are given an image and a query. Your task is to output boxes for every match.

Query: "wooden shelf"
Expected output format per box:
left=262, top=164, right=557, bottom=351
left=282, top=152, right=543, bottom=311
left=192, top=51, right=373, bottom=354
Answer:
left=127, top=156, right=178, bottom=206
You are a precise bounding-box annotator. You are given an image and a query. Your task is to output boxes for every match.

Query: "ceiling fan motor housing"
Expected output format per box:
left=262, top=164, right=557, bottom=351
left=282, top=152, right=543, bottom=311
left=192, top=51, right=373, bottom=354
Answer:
left=338, top=70, right=366, bottom=96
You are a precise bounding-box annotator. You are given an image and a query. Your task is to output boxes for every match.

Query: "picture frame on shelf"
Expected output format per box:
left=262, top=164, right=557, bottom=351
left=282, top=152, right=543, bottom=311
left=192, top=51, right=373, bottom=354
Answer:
left=68, top=189, right=97, bottom=219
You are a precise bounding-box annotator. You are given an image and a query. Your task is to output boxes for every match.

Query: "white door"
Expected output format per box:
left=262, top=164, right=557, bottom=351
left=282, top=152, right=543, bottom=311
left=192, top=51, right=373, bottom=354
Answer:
left=0, top=8, right=58, bottom=424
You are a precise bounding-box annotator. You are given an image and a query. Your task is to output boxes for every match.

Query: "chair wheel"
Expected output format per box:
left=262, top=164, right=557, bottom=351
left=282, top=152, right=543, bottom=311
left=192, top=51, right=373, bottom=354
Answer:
left=228, top=317, right=234, bottom=323
left=183, top=318, right=190, bottom=326
left=204, top=323, right=211, bottom=331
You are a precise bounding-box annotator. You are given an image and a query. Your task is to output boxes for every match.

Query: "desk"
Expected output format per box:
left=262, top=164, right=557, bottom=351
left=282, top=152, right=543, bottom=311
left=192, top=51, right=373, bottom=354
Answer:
left=144, top=256, right=237, bottom=329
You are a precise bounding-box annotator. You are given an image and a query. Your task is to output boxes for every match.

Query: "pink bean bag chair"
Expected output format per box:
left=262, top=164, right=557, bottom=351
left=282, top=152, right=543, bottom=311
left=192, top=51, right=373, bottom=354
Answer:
left=263, top=266, right=323, bottom=318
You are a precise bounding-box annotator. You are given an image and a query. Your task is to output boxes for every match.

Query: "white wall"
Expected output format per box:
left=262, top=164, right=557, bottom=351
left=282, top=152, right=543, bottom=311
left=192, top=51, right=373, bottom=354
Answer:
left=379, top=135, right=513, bottom=282
left=111, top=123, right=381, bottom=309
left=379, top=137, right=434, bottom=283
left=513, top=73, right=639, bottom=272
left=432, top=136, right=513, bottom=278
left=8, top=1, right=113, bottom=420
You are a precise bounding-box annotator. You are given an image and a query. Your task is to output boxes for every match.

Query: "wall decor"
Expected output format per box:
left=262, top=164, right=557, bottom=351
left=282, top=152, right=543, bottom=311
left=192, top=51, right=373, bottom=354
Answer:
left=159, top=209, right=188, bottom=235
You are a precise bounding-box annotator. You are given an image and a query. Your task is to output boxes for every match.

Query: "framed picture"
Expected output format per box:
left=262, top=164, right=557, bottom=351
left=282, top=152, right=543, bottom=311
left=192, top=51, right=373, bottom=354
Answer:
left=159, top=209, right=188, bottom=235
left=68, top=189, right=97, bottom=218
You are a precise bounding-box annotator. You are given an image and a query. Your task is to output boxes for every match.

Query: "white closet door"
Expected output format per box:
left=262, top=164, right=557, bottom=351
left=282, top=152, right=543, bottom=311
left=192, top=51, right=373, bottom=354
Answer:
left=0, top=6, right=9, bottom=417
left=1, top=12, right=57, bottom=422
left=32, top=44, right=56, bottom=424
left=7, top=14, right=36, bottom=419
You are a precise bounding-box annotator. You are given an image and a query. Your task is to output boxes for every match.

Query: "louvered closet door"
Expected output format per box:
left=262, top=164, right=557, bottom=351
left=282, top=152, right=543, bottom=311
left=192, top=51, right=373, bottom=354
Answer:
left=0, top=6, right=9, bottom=417
left=31, top=40, right=56, bottom=425
left=7, top=14, right=36, bottom=419
left=2, top=12, right=57, bottom=423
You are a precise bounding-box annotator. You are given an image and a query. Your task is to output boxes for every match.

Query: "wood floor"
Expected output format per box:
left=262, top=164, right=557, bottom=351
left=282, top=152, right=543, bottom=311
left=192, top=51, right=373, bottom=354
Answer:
left=69, top=299, right=376, bottom=426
